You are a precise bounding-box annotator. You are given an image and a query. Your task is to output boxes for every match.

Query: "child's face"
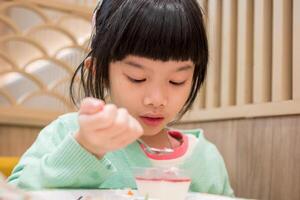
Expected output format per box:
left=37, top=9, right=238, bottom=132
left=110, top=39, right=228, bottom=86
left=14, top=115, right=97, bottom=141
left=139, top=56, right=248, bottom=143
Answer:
left=109, top=55, right=194, bottom=136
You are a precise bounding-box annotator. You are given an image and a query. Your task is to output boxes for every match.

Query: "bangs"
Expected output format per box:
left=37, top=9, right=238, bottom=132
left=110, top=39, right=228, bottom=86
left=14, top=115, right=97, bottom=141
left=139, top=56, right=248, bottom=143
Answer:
left=108, top=0, right=207, bottom=64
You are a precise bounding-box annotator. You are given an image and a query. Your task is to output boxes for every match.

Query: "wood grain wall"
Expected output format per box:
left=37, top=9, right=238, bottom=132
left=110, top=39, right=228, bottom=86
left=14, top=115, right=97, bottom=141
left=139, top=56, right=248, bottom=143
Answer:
left=0, top=125, right=40, bottom=156
left=175, top=115, right=300, bottom=200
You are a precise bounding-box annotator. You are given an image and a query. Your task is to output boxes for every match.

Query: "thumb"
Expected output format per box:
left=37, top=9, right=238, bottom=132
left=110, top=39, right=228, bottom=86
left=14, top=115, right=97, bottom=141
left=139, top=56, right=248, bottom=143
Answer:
left=129, top=116, right=144, bottom=136
left=79, top=97, right=104, bottom=115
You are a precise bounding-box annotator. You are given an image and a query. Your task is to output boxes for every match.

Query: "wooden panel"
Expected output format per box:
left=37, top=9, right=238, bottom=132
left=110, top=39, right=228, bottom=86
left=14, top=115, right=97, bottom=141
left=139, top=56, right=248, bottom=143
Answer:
left=220, top=0, right=237, bottom=107
left=236, top=0, right=253, bottom=105
left=253, top=0, right=272, bottom=103
left=269, top=117, right=300, bottom=200
left=205, top=0, right=221, bottom=108
left=194, top=120, right=238, bottom=192
left=0, top=125, right=40, bottom=156
left=237, top=118, right=273, bottom=199
left=19, top=0, right=93, bottom=18
left=293, top=0, right=300, bottom=100
left=0, top=107, right=62, bottom=126
left=272, top=0, right=292, bottom=101
left=175, top=115, right=300, bottom=200
left=183, top=100, right=300, bottom=122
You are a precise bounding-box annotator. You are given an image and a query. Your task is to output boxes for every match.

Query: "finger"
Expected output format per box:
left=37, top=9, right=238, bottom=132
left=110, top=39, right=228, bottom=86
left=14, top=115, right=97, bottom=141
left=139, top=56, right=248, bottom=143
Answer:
left=111, top=108, right=130, bottom=132
left=100, top=108, right=130, bottom=140
left=79, top=104, right=118, bottom=130
left=79, top=97, right=104, bottom=115
left=110, top=134, right=133, bottom=149
left=111, top=123, right=141, bottom=148
left=107, top=113, right=144, bottom=150
left=115, top=115, right=143, bottom=146
left=109, top=108, right=130, bottom=139
left=128, top=115, right=144, bottom=136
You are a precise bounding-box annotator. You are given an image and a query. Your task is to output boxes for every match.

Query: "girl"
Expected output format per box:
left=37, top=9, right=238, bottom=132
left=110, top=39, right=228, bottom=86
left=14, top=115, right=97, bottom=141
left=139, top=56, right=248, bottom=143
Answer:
left=8, top=0, right=234, bottom=196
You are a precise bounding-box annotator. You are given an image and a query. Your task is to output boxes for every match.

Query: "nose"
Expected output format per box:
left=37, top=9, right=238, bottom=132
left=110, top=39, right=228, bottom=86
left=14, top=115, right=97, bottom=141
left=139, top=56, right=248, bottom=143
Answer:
left=143, top=86, right=167, bottom=108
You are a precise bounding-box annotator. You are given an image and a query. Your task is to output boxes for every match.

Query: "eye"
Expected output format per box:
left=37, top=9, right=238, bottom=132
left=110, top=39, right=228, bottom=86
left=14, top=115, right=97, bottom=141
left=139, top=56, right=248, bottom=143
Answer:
left=169, top=80, right=186, bottom=86
left=127, top=76, right=146, bottom=83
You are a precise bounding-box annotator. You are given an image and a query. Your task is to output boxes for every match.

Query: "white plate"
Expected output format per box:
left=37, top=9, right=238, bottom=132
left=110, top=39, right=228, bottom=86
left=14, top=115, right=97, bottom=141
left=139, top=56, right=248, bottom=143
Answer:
left=29, top=189, right=242, bottom=200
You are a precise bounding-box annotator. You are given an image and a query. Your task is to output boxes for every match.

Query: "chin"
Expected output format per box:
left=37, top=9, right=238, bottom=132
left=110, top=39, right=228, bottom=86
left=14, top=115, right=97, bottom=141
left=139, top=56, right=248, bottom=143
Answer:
left=142, top=132, right=158, bottom=137
left=141, top=125, right=165, bottom=136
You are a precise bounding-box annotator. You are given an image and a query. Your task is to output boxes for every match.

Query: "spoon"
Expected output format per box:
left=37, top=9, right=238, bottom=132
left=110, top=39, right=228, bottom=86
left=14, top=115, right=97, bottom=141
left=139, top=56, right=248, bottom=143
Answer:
left=137, top=139, right=174, bottom=155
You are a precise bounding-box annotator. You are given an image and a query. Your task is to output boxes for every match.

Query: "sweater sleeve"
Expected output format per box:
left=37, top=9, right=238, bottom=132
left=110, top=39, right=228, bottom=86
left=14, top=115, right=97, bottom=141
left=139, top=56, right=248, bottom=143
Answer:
left=7, top=114, right=117, bottom=190
left=218, top=154, right=235, bottom=197
left=208, top=144, right=235, bottom=197
left=182, top=131, right=235, bottom=197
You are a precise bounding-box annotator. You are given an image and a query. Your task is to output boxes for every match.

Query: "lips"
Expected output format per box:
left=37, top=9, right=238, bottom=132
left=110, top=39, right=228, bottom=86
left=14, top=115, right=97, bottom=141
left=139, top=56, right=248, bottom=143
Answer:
left=140, top=116, right=164, bottom=126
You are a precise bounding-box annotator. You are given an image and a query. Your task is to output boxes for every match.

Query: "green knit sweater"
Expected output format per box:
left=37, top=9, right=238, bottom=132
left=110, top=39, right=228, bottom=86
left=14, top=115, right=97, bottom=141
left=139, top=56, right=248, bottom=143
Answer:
left=8, top=113, right=234, bottom=197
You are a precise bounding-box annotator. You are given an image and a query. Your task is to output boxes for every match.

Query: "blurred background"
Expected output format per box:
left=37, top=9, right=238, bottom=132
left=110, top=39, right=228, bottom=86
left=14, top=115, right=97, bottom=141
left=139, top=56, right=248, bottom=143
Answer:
left=0, top=0, right=299, bottom=200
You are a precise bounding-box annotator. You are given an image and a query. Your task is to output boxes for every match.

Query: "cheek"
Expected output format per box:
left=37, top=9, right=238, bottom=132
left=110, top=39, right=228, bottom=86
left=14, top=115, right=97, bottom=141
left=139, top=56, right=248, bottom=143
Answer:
left=110, top=79, right=139, bottom=107
left=109, top=77, right=125, bottom=104
left=172, top=94, right=188, bottom=110
left=172, top=83, right=193, bottom=108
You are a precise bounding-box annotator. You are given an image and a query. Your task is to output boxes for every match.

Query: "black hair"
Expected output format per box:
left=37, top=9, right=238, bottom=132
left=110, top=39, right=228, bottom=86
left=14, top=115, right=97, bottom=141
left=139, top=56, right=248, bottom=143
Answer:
left=70, top=0, right=208, bottom=118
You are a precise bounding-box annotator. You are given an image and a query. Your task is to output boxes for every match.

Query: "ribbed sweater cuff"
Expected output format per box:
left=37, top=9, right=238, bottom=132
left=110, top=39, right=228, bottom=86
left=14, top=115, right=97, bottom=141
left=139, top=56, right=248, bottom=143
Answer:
left=47, top=134, right=117, bottom=182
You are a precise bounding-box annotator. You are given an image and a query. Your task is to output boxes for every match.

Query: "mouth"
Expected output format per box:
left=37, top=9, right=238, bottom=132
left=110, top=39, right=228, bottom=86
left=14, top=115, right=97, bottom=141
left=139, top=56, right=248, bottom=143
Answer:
left=139, top=116, right=165, bottom=127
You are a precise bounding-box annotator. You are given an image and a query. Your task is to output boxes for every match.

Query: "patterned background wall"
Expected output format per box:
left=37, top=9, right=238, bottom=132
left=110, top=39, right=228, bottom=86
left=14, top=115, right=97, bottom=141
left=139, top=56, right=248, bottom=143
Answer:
left=0, top=0, right=93, bottom=125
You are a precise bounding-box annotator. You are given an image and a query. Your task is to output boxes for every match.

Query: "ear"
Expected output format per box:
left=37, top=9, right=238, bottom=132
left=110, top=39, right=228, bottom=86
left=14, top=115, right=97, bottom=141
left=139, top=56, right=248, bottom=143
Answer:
left=84, top=56, right=93, bottom=69
left=84, top=56, right=96, bottom=74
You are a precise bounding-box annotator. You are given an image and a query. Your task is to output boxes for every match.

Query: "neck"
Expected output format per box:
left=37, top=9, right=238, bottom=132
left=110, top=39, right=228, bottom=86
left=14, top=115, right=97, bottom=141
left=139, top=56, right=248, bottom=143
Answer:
left=140, top=128, right=179, bottom=149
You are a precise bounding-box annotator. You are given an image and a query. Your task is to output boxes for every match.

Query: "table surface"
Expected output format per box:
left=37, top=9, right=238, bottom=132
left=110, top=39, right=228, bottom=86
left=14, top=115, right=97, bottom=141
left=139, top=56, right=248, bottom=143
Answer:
left=29, top=189, right=252, bottom=200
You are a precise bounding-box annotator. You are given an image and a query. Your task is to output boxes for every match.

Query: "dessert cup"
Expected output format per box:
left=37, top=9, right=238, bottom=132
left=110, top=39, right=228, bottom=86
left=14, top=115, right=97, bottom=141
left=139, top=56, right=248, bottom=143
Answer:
left=134, top=167, right=191, bottom=200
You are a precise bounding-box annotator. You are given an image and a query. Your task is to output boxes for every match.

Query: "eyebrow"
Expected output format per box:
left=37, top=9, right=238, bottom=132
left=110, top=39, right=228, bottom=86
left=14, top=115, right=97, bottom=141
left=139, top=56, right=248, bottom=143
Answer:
left=123, top=61, right=193, bottom=72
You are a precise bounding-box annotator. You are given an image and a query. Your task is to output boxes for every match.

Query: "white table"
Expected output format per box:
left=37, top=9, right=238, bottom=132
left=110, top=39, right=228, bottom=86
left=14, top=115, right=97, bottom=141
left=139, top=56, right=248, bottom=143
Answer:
left=29, top=189, right=251, bottom=200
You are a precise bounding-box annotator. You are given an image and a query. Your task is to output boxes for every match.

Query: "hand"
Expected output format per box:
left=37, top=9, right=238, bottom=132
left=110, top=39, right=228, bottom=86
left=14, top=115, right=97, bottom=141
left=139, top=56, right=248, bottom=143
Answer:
left=75, top=97, right=143, bottom=158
